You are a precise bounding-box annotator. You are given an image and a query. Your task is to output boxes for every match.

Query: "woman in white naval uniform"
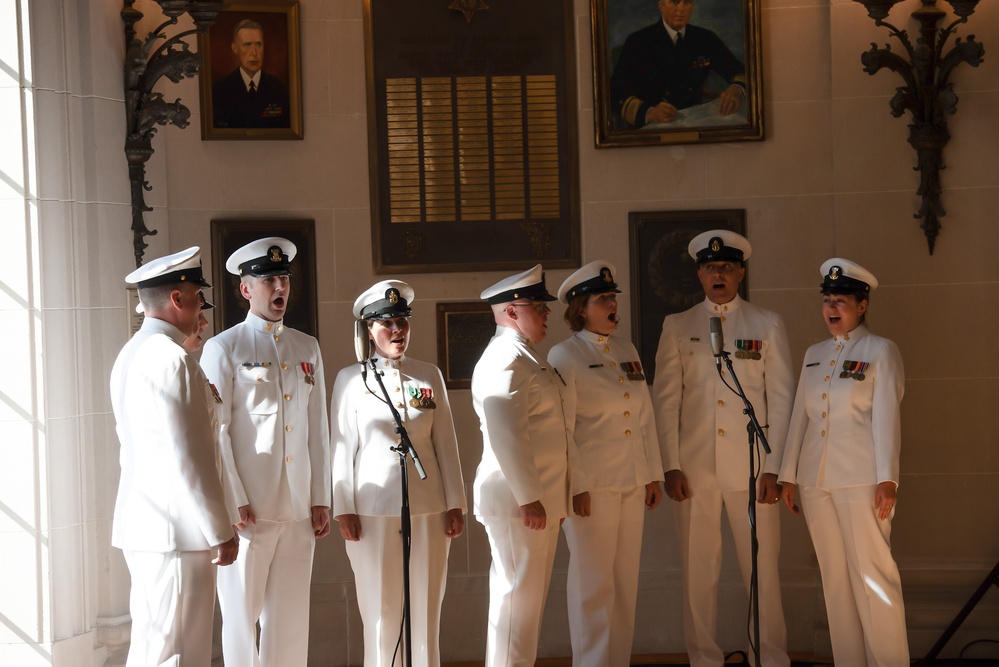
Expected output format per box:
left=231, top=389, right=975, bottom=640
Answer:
left=332, top=280, right=467, bottom=667
left=779, top=259, right=908, bottom=666
left=547, top=261, right=664, bottom=667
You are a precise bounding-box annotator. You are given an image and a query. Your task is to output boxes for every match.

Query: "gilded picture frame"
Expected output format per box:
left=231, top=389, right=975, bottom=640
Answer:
left=592, top=0, right=764, bottom=147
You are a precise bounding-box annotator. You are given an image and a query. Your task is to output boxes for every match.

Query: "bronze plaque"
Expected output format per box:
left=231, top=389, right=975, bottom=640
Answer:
left=364, top=0, right=580, bottom=273
left=436, top=302, right=496, bottom=390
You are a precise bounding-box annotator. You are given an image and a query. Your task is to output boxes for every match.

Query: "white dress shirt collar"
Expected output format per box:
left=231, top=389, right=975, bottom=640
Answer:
left=239, top=68, right=261, bottom=92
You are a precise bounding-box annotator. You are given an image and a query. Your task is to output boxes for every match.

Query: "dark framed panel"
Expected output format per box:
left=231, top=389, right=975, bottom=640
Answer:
left=364, top=0, right=580, bottom=273
left=629, top=209, right=745, bottom=384
left=592, top=0, right=763, bottom=147
left=435, top=302, right=496, bottom=390
left=210, top=219, right=317, bottom=337
left=198, top=1, right=303, bottom=140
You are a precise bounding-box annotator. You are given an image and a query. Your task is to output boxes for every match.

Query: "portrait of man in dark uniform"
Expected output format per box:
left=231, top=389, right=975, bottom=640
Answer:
left=610, top=0, right=746, bottom=129
left=212, top=19, right=291, bottom=129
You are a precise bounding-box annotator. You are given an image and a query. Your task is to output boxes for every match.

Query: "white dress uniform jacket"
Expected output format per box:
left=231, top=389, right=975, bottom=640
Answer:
left=200, top=311, right=330, bottom=667
left=778, top=325, right=908, bottom=666
left=473, top=325, right=583, bottom=518
left=472, top=324, right=586, bottom=667
left=779, top=325, right=904, bottom=488
left=201, top=311, right=331, bottom=519
left=548, top=331, right=663, bottom=491
left=111, top=316, right=235, bottom=552
left=653, top=295, right=794, bottom=667
left=111, top=316, right=237, bottom=667
left=653, top=295, right=794, bottom=488
left=332, top=354, right=466, bottom=517
left=331, top=354, right=466, bottom=667
left=548, top=330, right=663, bottom=667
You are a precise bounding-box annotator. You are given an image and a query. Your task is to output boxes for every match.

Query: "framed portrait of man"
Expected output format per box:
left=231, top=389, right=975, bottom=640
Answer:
left=198, top=1, right=303, bottom=140
left=592, top=0, right=763, bottom=147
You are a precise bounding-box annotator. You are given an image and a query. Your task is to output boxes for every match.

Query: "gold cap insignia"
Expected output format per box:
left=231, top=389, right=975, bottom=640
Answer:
left=830, top=266, right=841, bottom=281
left=601, top=268, right=613, bottom=283
left=269, top=246, right=282, bottom=263
left=388, top=289, right=399, bottom=304
left=710, top=238, right=722, bottom=252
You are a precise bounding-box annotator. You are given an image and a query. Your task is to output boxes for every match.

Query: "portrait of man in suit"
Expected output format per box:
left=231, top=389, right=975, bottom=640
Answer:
left=212, top=18, right=292, bottom=129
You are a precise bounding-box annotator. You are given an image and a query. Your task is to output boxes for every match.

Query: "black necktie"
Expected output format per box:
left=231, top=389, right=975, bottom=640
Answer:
left=675, top=32, right=684, bottom=48
left=248, top=81, right=257, bottom=95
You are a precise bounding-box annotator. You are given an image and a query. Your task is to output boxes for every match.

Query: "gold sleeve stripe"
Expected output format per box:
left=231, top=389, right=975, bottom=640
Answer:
left=621, top=96, right=645, bottom=127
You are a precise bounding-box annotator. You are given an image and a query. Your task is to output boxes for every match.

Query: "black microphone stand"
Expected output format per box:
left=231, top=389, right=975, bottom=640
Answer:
left=717, top=350, right=770, bottom=667
left=366, top=357, right=427, bottom=667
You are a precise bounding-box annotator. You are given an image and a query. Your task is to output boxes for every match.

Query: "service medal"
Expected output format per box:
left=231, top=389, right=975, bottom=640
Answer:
left=736, top=339, right=762, bottom=361
left=842, top=360, right=869, bottom=381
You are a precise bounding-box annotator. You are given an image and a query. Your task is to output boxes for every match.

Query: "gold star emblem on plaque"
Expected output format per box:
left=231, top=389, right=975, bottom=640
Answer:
left=450, top=0, right=489, bottom=24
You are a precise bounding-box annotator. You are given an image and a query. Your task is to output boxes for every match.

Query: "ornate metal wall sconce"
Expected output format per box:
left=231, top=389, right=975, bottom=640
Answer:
left=853, top=0, right=984, bottom=255
left=122, top=1, right=227, bottom=267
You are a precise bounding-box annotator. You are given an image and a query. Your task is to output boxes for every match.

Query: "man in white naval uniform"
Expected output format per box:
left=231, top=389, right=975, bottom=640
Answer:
left=111, top=247, right=238, bottom=667
left=653, top=231, right=793, bottom=667
left=201, top=237, right=331, bottom=667
left=472, top=264, right=587, bottom=667
left=548, top=260, right=665, bottom=667
left=332, top=280, right=466, bottom=667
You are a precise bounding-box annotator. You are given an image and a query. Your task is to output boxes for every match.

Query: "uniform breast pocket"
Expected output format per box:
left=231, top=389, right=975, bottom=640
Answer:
left=236, top=366, right=280, bottom=415
left=678, top=339, right=714, bottom=385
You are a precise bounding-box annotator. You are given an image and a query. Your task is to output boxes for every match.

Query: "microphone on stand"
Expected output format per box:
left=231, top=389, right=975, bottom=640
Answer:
left=354, top=319, right=370, bottom=380
left=709, top=316, right=724, bottom=370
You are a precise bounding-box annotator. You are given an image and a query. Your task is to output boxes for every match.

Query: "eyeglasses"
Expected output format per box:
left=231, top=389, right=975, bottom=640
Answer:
left=510, top=301, right=550, bottom=314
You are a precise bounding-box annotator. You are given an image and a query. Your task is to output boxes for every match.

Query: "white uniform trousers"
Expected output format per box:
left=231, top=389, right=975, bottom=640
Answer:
left=345, top=513, right=451, bottom=667
left=123, top=549, right=217, bottom=667
left=674, top=488, right=789, bottom=667
left=800, top=485, right=908, bottom=667
left=563, top=486, right=646, bottom=667
left=218, top=518, right=316, bottom=667
left=481, top=516, right=561, bottom=667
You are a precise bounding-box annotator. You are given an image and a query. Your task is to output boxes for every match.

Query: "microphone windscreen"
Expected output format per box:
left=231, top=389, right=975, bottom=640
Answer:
left=353, top=319, right=370, bottom=363
left=709, top=316, right=724, bottom=357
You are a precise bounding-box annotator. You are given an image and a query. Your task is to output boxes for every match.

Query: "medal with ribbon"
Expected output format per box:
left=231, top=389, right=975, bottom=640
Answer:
left=735, top=339, right=762, bottom=360
left=840, top=359, right=869, bottom=381
left=622, top=361, right=646, bottom=382
left=209, top=383, right=223, bottom=404
left=301, top=361, right=315, bottom=385
left=408, top=386, right=436, bottom=409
